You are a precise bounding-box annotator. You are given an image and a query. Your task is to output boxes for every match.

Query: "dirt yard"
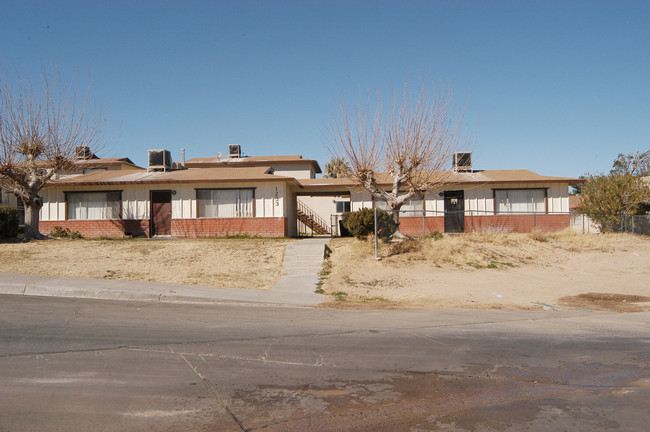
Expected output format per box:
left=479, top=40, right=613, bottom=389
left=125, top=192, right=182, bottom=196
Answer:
left=0, top=238, right=294, bottom=290
left=320, top=231, right=650, bottom=312
left=1, top=232, right=648, bottom=312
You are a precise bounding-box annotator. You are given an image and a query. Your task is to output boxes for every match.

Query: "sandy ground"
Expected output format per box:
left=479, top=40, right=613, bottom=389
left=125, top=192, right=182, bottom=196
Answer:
left=321, top=232, right=650, bottom=312
left=0, top=238, right=293, bottom=290
left=1, top=233, right=648, bottom=312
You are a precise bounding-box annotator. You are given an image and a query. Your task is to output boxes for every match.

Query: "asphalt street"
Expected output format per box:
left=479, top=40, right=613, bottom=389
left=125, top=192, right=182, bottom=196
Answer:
left=1, top=294, right=649, bottom=431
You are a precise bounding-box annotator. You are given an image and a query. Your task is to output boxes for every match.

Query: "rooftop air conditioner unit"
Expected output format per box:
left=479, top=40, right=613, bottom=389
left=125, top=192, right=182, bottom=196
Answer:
left=453, top=152, right=472, bottom=172
left=148, top=149, right=173, bottom=172
left=228, top=144, right=241, bottom=158
left=74, top=146, right=94, bottom=160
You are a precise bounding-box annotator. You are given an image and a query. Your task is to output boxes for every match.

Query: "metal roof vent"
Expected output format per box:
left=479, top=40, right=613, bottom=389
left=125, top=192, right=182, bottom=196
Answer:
left=453, top=152, right=472, bottom=172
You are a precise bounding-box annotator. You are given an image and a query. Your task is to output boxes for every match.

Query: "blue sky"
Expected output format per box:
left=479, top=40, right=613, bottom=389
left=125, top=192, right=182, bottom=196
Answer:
left=2, top=0, right=648, bottom=178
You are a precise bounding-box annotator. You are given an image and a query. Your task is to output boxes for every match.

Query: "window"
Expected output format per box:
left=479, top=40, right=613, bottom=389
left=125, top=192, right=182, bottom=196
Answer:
left=335, top=201, right=350, bottom=213
left=373, top=195, right=423, bottom=214
left=16, top=200, right=25, bottom=225
left=66, top=191, right=121, bottom=220
left=401, top=195, right=424, bottom=214
left=197, top=189, right=254, bottom=218
left=494, top=189, right=546, bottom=214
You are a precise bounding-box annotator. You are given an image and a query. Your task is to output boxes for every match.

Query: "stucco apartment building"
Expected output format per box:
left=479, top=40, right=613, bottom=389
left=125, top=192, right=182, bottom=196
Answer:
left=18, top=146, right=579, bottom=238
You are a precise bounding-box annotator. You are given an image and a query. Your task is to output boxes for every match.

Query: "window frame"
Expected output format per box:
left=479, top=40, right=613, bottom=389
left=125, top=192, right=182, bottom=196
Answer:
left=64, top=190, right=123, bottom=221
left=371, top=193, right=425, bottom=213
left=194, top=187, right=256, bottom=219
left=492, top=188, right=548, bottom=215
left=335, top=200, right=351, bottom=214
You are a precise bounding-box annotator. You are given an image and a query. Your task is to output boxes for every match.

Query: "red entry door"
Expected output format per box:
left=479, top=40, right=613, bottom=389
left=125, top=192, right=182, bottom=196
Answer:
left=150, top=191, right=172, bottom=236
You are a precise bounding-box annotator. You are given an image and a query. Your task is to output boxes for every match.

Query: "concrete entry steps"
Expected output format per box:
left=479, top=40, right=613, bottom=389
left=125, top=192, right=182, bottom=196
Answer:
left=0, top=237, right=330, bottom=307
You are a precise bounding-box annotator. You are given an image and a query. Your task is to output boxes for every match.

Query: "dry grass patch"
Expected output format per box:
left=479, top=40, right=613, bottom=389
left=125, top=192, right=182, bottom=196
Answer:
left=387, top=229, right=640, bottom=268
left=320, top=232, right=650, bottom=310
left=0, top=238, right=295, bottom=290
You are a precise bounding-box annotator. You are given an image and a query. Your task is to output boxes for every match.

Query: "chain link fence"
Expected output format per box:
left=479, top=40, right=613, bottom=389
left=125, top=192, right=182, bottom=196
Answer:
left=571, top=211, right=650, bottom=235
left=332, top=209, right=574, bottom=237
left=330, top=209, right=650, bottom=237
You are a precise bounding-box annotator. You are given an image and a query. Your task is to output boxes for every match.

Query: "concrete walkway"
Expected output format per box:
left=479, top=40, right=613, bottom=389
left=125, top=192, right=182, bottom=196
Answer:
left=0, top=237, right=330, bottom=306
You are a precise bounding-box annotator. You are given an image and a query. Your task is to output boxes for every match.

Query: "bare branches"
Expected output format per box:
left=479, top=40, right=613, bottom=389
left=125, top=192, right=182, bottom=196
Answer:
left=0, top=69, right=103, bottom=174
left=327, top=95, right=382, bottom=185
left=0, top=68, right=105, bottom=238
left=327, top=82, right=466, bottom=225
left=385, top=86, right=463, bottom=191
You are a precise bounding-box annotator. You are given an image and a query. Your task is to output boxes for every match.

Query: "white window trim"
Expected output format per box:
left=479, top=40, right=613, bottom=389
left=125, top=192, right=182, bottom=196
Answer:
left=493, top=188, right=548, bottom=215
left=196, top=188, right=256, bottom=218
left=65, top=191, right=122, bottom=220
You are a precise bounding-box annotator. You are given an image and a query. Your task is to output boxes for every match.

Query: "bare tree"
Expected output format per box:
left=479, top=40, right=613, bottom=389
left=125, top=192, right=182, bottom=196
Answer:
left=0, top=70, right=103, bottom=239
left=328, top=84, right=465, bottom=237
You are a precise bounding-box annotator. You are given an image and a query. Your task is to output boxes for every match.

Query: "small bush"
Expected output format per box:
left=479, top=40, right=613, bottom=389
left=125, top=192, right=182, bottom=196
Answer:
left=49, top=226, right=83, bottom=239
left=0, top=205, right=19, bottom=238
left=389, top=238, right=422, bottom=255
left=529, top=228, right=549, bottom=242
left=427, top=231, right=444, bottom=241
left=333, top=291, right=349, bottom=302
left=341, top=208, right=398, bottom=241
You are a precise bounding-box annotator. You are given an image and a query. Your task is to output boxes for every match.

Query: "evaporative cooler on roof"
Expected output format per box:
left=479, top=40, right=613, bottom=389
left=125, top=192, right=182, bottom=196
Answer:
left=228, top=144, right=242, bottom=158
left=74, top=146, right=94, bottom=160
left=453, top=152, right=472, bottom=172
left=148, top=149, right=173, bottom=171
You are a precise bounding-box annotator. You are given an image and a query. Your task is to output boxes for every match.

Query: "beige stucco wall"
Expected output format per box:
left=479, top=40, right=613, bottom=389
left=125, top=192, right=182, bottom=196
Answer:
left=296, top=194, right=350, bottom=234
left=298, top=194, right=350, bottom=218
left=272, top=163, right=315, bottom=179
left=40, top=181, right=289, bottom=221
left=350, top=183, right=571, bottom=215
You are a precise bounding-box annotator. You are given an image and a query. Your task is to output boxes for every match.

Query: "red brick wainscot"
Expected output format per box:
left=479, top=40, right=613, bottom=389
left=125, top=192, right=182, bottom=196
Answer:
left=172, top=217, right=288, bottom=238
left=467, top=214, right=570, bottom=233
left=398, top=214, right=571, bottom=236
left=40, top=220, right=150, bottom=238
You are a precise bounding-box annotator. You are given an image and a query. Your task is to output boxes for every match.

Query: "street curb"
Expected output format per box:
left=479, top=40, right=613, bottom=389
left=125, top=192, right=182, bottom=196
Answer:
left=0, top=238, right=330, bottom=307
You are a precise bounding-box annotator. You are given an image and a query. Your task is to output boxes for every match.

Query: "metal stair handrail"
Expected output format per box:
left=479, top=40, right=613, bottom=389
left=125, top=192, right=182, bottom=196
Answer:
left=297, top=199, right=331, bottom=235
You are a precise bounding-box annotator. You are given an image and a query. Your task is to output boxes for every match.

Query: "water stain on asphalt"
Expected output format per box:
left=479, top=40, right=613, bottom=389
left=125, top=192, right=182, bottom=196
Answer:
left=559, top=292, right=650, bottom=312
left=224, top=357, right=650, bottom=432
left=229, top=372, right=578, bottom=431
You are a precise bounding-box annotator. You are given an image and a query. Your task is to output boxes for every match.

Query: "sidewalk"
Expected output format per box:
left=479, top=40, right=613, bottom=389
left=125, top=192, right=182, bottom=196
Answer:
left=0, top=237, right=329, bottom=307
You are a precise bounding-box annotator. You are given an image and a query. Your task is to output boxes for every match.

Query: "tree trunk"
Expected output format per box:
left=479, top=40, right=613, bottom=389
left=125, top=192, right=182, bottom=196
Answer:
left=22, top=197, right=45, bottom=240
left=391, top=208, right=407, bottom=239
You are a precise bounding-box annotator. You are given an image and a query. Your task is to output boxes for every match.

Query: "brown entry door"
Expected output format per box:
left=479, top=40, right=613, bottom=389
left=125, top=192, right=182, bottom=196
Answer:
left=444, top=190, right=465, bottom=233
left=150, top=191, right=172, bottom=236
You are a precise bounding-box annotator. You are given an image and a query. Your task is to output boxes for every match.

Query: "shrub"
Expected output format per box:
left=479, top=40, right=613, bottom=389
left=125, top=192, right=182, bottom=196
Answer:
left=579, top=172, right=649, bottom=232
left=0, top=205, right=19, bottom=238
left=427, top=231, right=444, bottom=241
left=49, top=226, right=83, bottom=239
left=529, top=228, right=550, bottom=242
left=341, top=208, right=398, bottom=241
left=389, top=238, right=422, bottom=255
